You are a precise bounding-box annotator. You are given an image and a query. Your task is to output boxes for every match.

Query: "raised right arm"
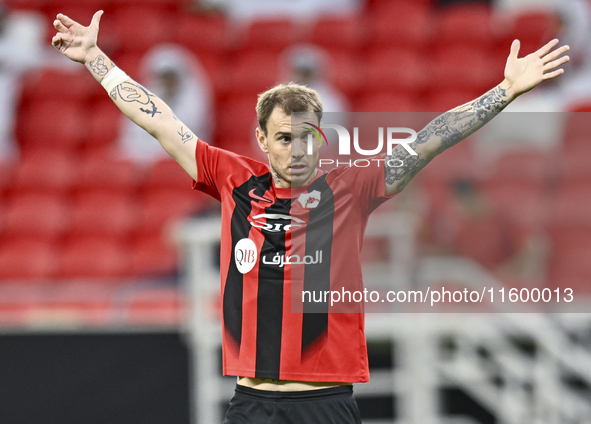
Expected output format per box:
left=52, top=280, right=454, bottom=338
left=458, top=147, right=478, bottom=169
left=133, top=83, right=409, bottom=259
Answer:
left=52, top=11, right=197, bottom=180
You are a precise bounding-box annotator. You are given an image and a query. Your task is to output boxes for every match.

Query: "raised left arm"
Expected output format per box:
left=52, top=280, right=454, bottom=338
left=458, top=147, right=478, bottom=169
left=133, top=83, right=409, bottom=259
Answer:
left=385, top=39, right=570, bottom=195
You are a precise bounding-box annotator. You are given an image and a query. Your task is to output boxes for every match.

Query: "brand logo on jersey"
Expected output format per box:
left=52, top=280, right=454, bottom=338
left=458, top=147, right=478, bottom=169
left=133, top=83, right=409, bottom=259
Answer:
left=249, top=214, right=305, bottom=233
left=248, top=189, right=273, bottom=204
left=234, top=238, right=257, bottom=274
left=297, top=190, right=321, bottom=209
left=262, top=250, right=323, bottom=267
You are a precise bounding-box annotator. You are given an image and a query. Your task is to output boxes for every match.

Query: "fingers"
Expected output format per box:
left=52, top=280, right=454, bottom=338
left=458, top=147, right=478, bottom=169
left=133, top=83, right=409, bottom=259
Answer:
left=544, top=55, right=570, bottom=73
left=509, top=39, right=520, bottom=60
left=542, top=44, right=570, bottom=64
left=53, top=18, right=68, bottom=33
left=56, top=13, right=77, bottom=28
left=543, top=68, right=565, bottom=81
left=90, top=10, right=104, bottom=29
left=51, top=32, right=72, bottom=49
left=536, top=38, right=560, bottom=58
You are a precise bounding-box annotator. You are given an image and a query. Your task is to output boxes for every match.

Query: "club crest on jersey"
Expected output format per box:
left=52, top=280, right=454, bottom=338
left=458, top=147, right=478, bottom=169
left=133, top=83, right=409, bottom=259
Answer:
left=297, top=190, right=321, bottom=209
left=234, top=238, right=257, bottom=274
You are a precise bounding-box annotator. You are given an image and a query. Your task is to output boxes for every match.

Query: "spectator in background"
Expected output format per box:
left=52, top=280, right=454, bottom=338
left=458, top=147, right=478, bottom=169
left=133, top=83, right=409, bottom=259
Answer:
left=280, top=44, right=349, bottom=115
left=278, top=44, right=349, bottom=156
left=0, top=2, right=43, bottom=163
left=118, top=44, right=213, bottom=166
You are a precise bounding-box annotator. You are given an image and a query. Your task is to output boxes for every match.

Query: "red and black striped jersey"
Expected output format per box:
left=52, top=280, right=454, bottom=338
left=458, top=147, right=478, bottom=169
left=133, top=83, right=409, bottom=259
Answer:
left=192, top=139, right=395, bottom=383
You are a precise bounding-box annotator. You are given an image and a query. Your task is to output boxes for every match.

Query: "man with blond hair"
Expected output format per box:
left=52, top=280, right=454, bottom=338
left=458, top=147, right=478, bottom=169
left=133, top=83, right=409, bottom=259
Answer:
left=52, top=10, right=569, bottom=424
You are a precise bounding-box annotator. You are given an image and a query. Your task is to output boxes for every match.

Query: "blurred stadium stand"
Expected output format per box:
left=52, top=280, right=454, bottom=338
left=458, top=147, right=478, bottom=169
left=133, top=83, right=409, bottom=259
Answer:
left=1, top=0, right=590, bottom=422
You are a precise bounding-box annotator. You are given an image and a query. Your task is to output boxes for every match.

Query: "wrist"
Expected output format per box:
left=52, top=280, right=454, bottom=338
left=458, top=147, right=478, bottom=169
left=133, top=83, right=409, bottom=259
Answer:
left=499, top=79, right=518, bottom=102
left=82, top=46, right=102, bottom=67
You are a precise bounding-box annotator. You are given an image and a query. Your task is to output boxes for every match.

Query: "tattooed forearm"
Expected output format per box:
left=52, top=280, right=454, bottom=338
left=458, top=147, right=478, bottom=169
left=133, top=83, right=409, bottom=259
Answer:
left=432, top=85, right=509, bottom=153
left=89, top=55, right=109, bottom=76
left=385, top=85, right=510, bottom=193
left=109, top=87, right=117, bottom=101
left=178, top=126, right=194, bottom=143
left=385, top=144, right=426, bottom=187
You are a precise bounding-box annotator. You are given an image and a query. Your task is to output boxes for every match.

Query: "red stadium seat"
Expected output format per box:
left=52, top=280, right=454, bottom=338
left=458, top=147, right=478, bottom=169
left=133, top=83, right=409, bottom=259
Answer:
left=485, top=151, right=550, bottom=184
left=76, top=153, right=140, bottom=195
left=503, top=10, right=559, bottom=56
left=321, top=51, right=361, bottom=99
left=0, top=160, right=16, bottom=196
left=556, top=144, right=591, bottom=185
left=430, top=46, right=499, bottom=93
left=354, top=92, right=423, bottom=112
left=425, top=89, right=480, bottom=113
left=129, top=233, right=179, bottom=277
left=143, top=159, right=192, bottom=191
left=227, top=50, right=280, bottom=96
left=547, top=231, right=591, bottom=293
left=11, top=149, right=79, bottom=195
left=366, top=2, right=433, bottom=50
left=20, top=68, right=95, bottom=104
left=16, top=101, right=87, bottom=150
left=483, top=183, right=547, bottom=233
left=238, top=18, right=300, bottom=53
left=309, top=15, right=367, bottom=53
left=140, top=188, right=204, bottom=232
left=174, top=14, right=229, bottom=55
left=0, top=239, right=59, bottom=280
left=562, top=112, right=591, bottom=148
left=215, top=94, right=259, bottom=155
left=4, top=194, right=70, bottom=242
left=193, top=52, right=229, bottom=98
left=112, top=6, right=174, bottom=54
left=550, top=184, right=591, bottom=229
left=567, top=102, right=591, bottom=113
left=363, top=48, right=429, bottom=96
left=5, top=0, right=50, bottom=12
left=69, top=191, right=140, bottom=238
left=58, top=236, right=130, bottom=279
left=435, top=3, right=494, bottom=49
left=109, top=0, right=180, bottom=8
left=84, top=101, right=123, bottom=149
left=418, top=142, right=477, bottom=209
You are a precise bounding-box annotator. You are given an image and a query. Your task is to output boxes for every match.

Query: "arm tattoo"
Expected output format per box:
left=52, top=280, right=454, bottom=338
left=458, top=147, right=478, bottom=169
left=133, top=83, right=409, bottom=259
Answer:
left=140, top=102, right=161, bottom=117
left=109, top=88, right=117, bottom=101
left=385, top=140, right=427, bottom=187
left=431, top=85, right=508, bottom=153
left=178, top=126, right=194, bottom=143
left=385, top=86, right=509, bottom=192
left=113, top=81, right=161, bottom=117
left=89, top=55, right=109, bottom=76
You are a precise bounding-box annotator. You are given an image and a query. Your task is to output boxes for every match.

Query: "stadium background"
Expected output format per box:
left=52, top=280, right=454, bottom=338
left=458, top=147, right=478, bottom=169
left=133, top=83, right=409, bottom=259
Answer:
left=0, top=0, right=590, bottom=422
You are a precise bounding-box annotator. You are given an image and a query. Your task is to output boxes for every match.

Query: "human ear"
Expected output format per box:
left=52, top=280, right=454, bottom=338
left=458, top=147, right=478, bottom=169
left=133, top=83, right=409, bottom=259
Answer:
left=255, top=127, right=269, bottom=153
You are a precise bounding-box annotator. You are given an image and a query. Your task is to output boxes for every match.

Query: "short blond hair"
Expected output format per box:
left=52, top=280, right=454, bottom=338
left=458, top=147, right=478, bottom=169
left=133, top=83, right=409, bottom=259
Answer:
left=256, top=83, right=323, bottom=135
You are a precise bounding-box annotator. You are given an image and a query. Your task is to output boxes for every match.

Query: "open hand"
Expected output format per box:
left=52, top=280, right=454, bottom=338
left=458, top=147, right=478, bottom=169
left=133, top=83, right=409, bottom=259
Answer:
left=52, top=10, right=103, bottom=64
left=504, top=39, right=570, bottom=97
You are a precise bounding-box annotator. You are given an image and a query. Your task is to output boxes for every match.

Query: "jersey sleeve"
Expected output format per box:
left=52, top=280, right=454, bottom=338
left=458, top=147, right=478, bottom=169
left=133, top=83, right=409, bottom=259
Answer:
left=338, top=153, right=397, bottom=214
left=192, top=138, right=269, bottom=201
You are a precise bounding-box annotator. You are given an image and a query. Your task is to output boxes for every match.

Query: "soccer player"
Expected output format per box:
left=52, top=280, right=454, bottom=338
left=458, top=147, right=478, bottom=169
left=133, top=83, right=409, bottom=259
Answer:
left=51, top=10, right=570, bottom=424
